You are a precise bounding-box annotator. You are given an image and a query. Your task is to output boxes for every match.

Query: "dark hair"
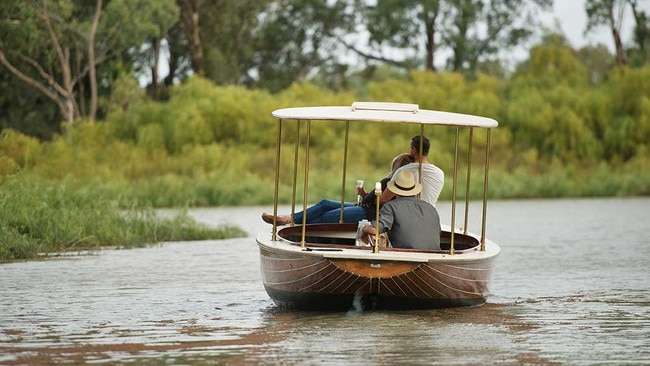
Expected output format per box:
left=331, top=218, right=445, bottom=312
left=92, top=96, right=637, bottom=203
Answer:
left=410, top=135, right=430, bottom=156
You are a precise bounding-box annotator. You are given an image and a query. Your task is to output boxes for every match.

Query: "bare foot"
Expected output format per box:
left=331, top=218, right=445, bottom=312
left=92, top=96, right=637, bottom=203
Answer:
left=262, top=212, right=291, bottom=226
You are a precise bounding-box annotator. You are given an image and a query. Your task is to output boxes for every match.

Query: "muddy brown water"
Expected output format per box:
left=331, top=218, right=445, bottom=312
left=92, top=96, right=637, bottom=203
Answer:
left=1, top=198, right=649, bottom=365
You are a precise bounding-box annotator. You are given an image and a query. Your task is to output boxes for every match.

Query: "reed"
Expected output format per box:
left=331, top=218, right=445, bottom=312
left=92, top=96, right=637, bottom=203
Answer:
left=0, top=177, right=246, bottom=262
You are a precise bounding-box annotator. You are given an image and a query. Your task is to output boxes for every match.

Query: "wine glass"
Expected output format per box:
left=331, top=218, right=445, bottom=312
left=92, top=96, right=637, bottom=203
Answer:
left=356, top=179, right=364, bottom=204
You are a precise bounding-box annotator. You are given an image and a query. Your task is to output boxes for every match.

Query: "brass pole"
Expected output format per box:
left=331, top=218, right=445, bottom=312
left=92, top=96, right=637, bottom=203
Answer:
left=373, top=182, right=381, bottom=254
left=480, top=129, right=491, bottom=251
left=418, top=125, right=424, bottom=185
left=301, top=120, right=312, bottom=247
left=290, top=120, right=301, bottom=226
left=272, top=119, right=283, bottom=241
left=340, top=121, right=350, bottom=223
left=450, top=127, right=460, bottom=255
left=463, top=128, right=474, bottom=235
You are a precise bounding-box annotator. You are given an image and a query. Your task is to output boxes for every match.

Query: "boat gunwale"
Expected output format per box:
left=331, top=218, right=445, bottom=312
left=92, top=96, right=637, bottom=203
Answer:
left=274, top=223, right=484, bottom=255
left=256, top=230, right=501, bottom=264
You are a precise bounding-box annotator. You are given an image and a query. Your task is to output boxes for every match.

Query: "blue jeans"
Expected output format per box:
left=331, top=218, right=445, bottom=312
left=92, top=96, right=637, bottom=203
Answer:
left=292, top=199, right=367, bottom=224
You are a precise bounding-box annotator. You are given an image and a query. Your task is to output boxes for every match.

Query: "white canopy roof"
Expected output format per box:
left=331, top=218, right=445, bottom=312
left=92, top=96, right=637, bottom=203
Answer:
left=272, top=102, right=498, bottom=128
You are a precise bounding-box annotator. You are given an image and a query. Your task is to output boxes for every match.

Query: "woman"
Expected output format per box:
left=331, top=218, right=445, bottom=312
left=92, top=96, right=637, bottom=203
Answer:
left=262, top=153, right=414, bottom=225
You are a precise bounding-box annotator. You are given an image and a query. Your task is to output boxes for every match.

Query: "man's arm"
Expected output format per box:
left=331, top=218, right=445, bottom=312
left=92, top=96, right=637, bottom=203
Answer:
left=360, top=224, right=377, bottom=244
left=380, top=189, right=395, bottom=203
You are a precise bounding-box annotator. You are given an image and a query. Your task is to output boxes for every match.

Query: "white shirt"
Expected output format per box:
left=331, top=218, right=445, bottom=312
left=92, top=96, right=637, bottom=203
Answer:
left=391, top=163, right=445, bottom=207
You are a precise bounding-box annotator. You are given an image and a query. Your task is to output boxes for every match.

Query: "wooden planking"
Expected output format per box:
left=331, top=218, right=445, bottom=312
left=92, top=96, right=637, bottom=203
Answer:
left=259, top=246, right=496, bottom=305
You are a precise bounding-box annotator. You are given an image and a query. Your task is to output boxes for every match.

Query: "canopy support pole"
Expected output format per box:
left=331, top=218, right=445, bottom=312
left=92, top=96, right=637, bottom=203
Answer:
left=450, top=127, right=460, bottom=255
left=373, top=184, right=381, bottom=253
left=271, top=119, right=283, bottom=241
left=290, top=120, right=301, bottom=226
left=480, top=129, right=491, bottom=251
left=340, top=121, right=350, bottom=223
left=418, top=125, right=424, bottom=185
left=463, top=128, right=474, bottom=235
left=300, top=120, right=312, bottom=247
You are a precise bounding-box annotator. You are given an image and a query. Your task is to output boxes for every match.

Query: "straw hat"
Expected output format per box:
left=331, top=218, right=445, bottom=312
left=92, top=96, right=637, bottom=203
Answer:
left=387, top=169, right=422, bottom=196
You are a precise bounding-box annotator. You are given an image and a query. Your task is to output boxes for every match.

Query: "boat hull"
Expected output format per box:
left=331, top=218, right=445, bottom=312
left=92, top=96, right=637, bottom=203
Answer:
left=257, top=229, right=499, bottom=311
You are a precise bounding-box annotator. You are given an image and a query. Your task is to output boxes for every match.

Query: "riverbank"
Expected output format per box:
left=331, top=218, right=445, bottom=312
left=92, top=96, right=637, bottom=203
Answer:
left=0, top=178, right=245, bottom=262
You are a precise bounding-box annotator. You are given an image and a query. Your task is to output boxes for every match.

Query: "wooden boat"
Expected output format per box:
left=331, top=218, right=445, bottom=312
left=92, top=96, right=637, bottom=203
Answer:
left=256, top=102, right=500, bottom=311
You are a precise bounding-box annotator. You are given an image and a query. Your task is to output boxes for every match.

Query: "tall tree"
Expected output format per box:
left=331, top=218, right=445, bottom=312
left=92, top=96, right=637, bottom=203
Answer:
left=127, top=0, right=179, bottom=98
left=352, top=0, right=434, bottom=70
left=248, top=0, right=352, bottom=91
left=357, top=0, right=552, bottom=75
left=0, top=0, right=84, bottom=123
left=164, top=1, right=272, bottom=87
left=202, top=0, right=270, bottom=85
left=0, top=0, right=178, bottom=125
left=629, top=0, right=649, bottom=64
left=442, top=0, right=552, bottom=74
left=176, top=0, right=204, bottom=75
left=585, top=0, right=628, bottom=65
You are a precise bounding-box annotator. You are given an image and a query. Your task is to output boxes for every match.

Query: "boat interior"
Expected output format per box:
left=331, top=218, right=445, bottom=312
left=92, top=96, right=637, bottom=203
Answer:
left=277, top=223, right=480, bottom=253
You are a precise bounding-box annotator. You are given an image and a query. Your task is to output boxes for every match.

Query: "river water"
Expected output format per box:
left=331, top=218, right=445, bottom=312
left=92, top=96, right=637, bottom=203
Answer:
left=1, top=198, right=649, bottom=365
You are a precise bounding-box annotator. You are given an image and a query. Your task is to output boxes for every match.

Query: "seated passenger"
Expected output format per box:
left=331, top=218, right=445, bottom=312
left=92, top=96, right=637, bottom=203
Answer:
left=360, top=169, right=441, bottom=250
left=262, top=153, right=414, bottom=225
left=381, top=135, right=444, bottom=207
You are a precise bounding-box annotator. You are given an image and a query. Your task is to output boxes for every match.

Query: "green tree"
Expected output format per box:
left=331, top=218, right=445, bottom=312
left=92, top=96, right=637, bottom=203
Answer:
left=175, top=0, right=204, bottom=75
left=165, top=0, right=262, bottom=88
left=0, top=0, right=95, bottom=123
left=513, top=34, right=590, bottom=88
left=507, top=37, right=600, bottom=162
left=127, top=0, right=179, bottom=99
left=200, top=0, right=270, bottom=85
left=0, top=0, right=178, bottom=126
left=577, top=43, right=615, bottom=83
left=443, top=0, right=552, bottom=75
left=603, top=66, right=650, bottom=160
left=357, top=0, right=552, bottom=75
left=350, top=0, right=432, bottom=70
left=248, top=0, right=352, bottom=92
left=629, top=0, right=650, bottom=65
left=0, top=68, right=61, bottom=139
left=585, top=0, right=629, bottom=66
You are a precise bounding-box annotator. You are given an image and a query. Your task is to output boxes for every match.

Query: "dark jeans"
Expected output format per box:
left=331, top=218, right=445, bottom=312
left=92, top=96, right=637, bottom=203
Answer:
left=293, top=199, right=367, bottom=224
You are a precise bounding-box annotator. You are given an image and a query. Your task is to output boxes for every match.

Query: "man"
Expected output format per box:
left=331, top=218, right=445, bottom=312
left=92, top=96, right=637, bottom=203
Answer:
left=380, top=135, right=444, bottom=207
left=361, top=169, right=441, bottom=250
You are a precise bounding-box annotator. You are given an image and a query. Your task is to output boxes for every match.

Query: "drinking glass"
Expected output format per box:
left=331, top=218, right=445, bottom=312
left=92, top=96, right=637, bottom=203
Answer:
left=356, top=180, right=364, bottom=204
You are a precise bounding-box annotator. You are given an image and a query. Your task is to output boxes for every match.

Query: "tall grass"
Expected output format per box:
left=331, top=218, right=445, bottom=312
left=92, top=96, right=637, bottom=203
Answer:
left=0, top=176, right=246, bottom=262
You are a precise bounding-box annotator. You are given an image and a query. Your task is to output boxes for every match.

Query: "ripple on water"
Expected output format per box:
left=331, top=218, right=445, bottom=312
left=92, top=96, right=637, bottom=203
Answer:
left=1, top=200, right=650, bottom=364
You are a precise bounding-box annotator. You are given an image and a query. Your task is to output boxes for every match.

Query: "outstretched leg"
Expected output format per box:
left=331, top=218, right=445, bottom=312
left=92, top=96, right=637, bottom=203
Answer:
left=262, top=199, right=355, bottom=225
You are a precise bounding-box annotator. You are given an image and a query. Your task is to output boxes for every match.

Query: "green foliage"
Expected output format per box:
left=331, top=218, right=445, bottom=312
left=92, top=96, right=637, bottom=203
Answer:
left=102, top=0, right=179, bottom=47
left=515, top=37, right=590, bottom=88
left=0, top=129, right=42, bottom=169
left=1, top=64, right=649, bottom=214
left=362, top=0, right=552, bottom=74
left=198, top=0, right=268, bottom=85
left=0, top=176, right=246, bottom=262
left=3, top=0, right=650, bottom=137
left=106, top=72, right=149, bottom=116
